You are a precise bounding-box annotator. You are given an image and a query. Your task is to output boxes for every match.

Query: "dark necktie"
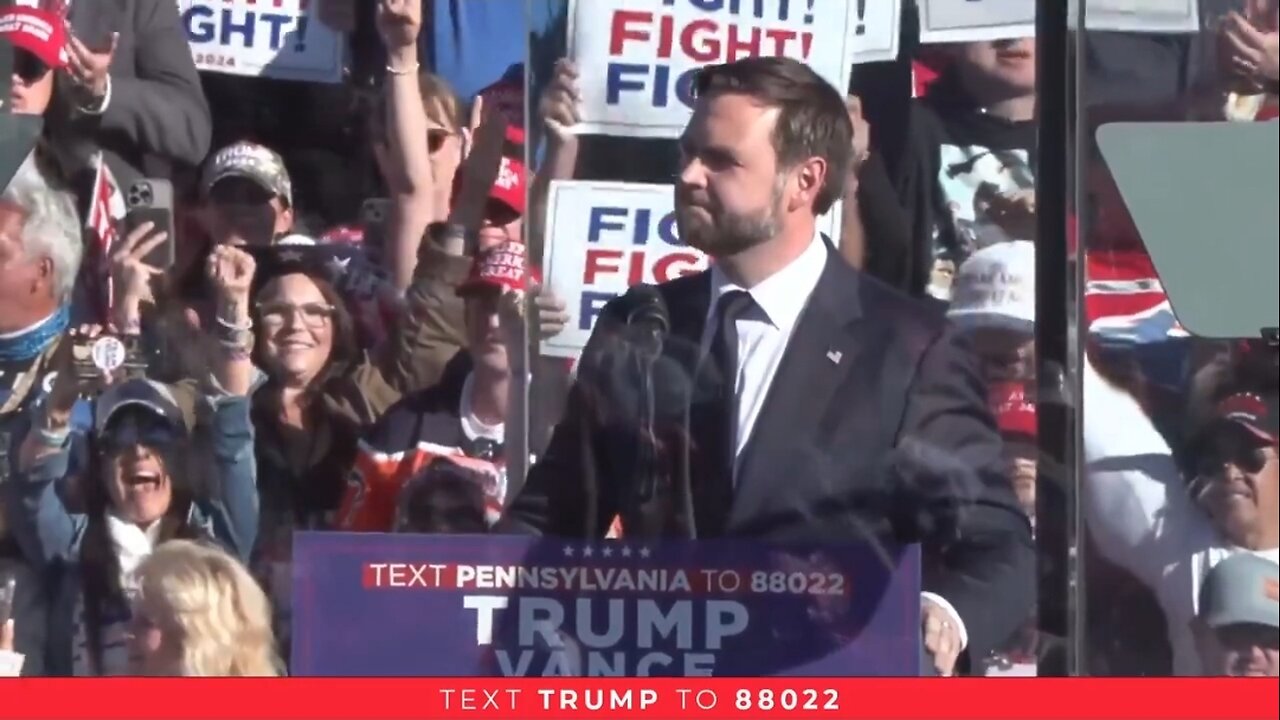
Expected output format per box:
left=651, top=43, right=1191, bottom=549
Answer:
left=690, top=289, right=753, bottom=537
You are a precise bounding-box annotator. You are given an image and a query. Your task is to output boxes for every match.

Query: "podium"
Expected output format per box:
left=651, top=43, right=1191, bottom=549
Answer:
left=290, top=533, right=924, bottom=677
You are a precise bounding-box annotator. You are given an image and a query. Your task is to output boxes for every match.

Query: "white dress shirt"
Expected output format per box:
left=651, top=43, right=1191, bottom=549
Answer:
left=703, top=230, right=969, bottom=651
left=704, top=231, right=827, bottom=462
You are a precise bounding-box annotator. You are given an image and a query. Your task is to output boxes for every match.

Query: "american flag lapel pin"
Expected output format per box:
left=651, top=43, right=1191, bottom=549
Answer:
left=826, top=349, right=843, bottom=364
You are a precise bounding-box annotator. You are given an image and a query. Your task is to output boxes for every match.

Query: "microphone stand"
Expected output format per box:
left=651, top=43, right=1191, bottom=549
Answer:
left=634, top=345, right=661, bottom=504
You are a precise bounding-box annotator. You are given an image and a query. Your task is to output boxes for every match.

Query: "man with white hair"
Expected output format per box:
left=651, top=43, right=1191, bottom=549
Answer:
left=0, top=149, right=83, bottom=675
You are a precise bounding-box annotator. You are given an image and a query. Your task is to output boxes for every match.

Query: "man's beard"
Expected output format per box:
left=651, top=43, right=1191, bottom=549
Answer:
left=676, top=180, right=784, bottom=258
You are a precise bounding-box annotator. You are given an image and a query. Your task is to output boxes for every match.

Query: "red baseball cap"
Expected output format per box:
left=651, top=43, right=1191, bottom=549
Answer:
left=991, top=382, right=1037, bottom=440
left=1203, top=391, right=1279, bottom=445
left=476, top=73, right=525, bottom=128
left=319, top=224, right=365, bottom=246
left=0, top=3, right=69, bottom=70
left=488, top=125, right=526, bottom=218
left=452, top=124, right=527, bottom=221
left=458, top=241, right=527, bottom=297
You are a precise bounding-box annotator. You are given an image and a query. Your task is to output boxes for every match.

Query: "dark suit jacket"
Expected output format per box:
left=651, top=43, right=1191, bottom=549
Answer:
left=501, top=245, right=1035, bottom=662
left=48, top=0, right=212, bottom=186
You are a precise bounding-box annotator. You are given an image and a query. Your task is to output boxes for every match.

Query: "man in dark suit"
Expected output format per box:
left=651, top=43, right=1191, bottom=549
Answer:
left=500, top=56, right=1034, bottom=675
left=45, top=0, right=212, bottom=185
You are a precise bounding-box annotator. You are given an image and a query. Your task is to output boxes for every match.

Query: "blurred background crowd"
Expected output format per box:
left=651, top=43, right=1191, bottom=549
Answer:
left=0, top=0, right=1275, bottom=677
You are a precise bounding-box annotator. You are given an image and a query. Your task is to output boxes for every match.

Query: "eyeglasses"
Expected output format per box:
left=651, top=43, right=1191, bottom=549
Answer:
left=15, top=50, right=50, bottom=84
left=257, top=301, right=335, bottom=329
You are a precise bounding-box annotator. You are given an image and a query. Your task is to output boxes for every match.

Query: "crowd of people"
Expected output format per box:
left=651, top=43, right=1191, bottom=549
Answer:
left=0, top=0, right=1276, bottom=677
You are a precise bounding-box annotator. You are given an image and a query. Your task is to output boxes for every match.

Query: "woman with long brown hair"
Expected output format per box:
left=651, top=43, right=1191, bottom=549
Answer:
left=207, top=243, right=465, bottom=658
left=4, top=311, right=257, bottom=676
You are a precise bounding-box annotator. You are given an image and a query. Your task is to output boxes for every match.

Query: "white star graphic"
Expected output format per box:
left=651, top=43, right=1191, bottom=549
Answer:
left=327, top=256, right=353, bottom=275
left=563, top=545, right=574, bottom=558
left=639, top=547, right=651, bottom=559
left=621, top=546, right=632, bottom=558
left=582, top=546, right=594, bottom=558
left=601, top=546, right=613, bottom=558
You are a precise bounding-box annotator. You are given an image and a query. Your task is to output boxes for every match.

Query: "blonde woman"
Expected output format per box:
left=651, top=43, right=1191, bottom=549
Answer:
left=128, top=540, right=282, bottom=676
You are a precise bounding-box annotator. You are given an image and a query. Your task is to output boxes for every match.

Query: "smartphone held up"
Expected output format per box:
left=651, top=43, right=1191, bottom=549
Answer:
left=123, top=178, right=177, bottom=270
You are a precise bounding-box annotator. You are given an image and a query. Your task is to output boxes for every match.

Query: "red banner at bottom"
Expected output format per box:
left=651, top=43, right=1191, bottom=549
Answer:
left=4, top=678, right=1276, bottom=719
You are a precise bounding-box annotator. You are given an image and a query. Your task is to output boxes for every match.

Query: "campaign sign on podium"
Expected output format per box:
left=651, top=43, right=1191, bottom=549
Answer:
left=291, top=533, right=921, bottom=677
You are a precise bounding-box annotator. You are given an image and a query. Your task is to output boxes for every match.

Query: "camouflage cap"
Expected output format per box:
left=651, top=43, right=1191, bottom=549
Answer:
left=201, top=141, right=293, bottom=207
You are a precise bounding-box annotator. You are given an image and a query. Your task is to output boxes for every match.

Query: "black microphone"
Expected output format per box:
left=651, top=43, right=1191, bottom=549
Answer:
left=623, top=284, right=670, bottom=357
left=621, top=285, right=669, bottom=504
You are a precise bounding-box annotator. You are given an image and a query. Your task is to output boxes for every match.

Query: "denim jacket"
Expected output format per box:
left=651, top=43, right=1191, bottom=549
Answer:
left=1, top=393, right=259, bottom=676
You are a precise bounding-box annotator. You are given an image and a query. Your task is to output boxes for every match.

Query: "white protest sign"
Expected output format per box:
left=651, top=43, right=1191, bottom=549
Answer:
left=541, top=180, right=842, bottom=358
left=850, top=0, right=903, bottom=65
left=918, top=0, right=1035, bottom=44
left=1070, top=0, right=1200, bottom=33
left=178, top=1, right=345, bottom=84
left=567, top=0, right=868, bottom=139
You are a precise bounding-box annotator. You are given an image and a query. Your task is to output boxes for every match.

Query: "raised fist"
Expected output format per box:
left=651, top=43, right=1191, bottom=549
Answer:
left=206, top=245, right=257, bottom=300
left=377, top=0, right=423, bottom=54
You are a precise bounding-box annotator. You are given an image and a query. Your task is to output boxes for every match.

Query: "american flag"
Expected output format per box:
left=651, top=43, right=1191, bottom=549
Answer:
left=84, top=152, right=127, bottom=322
left=1085, top=248, right=1194, bottom=390
left=1085, top=249, right=1189, bottom=346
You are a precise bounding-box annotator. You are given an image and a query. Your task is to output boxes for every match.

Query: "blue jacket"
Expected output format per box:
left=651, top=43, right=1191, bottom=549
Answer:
left=2, top=394, right=259, bottom=676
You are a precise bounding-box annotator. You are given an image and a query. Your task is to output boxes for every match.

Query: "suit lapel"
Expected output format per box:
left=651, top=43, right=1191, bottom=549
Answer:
left=728, top=250, right=867, bottom=529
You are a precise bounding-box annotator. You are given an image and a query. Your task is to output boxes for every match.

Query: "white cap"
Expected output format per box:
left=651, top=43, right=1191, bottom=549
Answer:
left=947, top=241, right=1035, bottom=335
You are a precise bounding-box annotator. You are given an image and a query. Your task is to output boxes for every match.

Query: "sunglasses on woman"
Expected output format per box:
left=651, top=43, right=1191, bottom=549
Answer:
left=14, top=49, right=50, bottom=84
left=100, top=412, right=182, bottom=455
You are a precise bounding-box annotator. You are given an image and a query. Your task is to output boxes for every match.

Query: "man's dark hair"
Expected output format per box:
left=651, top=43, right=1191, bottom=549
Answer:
left=398, top=459, right=489, bottom=534
left=693, top=56, right=853, bottom=214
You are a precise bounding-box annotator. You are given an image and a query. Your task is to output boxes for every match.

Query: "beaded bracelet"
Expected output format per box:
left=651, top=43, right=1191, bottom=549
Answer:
left=386, top=61, right=420, bottom=76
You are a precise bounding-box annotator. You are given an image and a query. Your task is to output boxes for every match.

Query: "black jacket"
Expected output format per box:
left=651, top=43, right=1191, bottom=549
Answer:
left=48, top=0, right=212, bottom=187
left=501, top=246, right=1035, bottom=662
